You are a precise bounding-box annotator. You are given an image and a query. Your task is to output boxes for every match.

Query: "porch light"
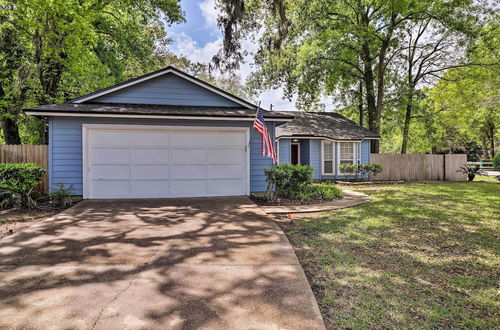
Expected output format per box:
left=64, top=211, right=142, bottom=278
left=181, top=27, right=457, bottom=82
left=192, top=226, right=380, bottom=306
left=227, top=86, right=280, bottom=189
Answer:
left=292, top=138, right=299, bottom=143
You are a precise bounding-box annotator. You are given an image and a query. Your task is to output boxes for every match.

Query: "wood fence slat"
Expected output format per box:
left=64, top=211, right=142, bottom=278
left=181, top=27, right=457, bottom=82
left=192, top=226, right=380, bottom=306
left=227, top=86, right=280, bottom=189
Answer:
left=0, top=145, right=49, bottom=193
left=371, top=153, right=467, bottom=181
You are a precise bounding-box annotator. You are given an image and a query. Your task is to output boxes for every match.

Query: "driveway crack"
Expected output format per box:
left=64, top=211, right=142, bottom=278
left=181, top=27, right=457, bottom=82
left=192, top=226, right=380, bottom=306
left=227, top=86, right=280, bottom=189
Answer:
left=90, top=246, right=162, bottom=330
left=90, top=271, right=140, bottom=330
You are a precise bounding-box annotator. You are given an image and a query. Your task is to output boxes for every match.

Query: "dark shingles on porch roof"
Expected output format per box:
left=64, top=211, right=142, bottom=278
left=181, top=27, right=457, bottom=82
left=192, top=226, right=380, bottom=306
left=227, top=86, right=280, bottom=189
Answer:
left=24, top=103, right=295, bottom=119
left=276, top=111, right=379, bottom=140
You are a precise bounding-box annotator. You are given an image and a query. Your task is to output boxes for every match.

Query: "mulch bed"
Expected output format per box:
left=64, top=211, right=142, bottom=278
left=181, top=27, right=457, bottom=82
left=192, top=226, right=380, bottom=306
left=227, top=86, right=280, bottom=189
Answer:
left=250, top=195, right=335, bottom=207
left=0, top=208, right=64, bottom=239
left=334, top=180, right=404, bottom=185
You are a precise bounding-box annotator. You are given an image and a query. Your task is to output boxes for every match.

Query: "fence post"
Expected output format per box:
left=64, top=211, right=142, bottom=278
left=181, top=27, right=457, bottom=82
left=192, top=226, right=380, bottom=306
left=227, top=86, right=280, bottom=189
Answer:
left=443, top=154, right=446, bottom=181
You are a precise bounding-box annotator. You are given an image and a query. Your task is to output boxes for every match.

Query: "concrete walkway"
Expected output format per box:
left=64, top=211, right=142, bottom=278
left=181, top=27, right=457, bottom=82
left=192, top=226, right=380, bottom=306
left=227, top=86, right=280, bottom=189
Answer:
left=260, top=189, right=371, bottom=214
left=0, top=197, right=324, bottom=330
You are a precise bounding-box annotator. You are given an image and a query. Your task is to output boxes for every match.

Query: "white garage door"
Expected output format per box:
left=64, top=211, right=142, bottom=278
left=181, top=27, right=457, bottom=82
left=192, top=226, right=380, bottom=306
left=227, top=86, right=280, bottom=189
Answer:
left=83, top=125, right=248, bottom=199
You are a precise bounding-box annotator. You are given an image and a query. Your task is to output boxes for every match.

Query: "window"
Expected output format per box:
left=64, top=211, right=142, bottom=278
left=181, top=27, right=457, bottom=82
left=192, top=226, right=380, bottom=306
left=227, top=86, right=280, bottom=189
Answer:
left=322, top=141, right=335, bottom=175
left=339, top=142, right=355, bottom=173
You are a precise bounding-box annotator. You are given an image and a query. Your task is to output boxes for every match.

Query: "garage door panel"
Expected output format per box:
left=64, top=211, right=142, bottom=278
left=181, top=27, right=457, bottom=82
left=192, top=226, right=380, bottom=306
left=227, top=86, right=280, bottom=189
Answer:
left=131, top=132, right=169, bottom=146
left=207, top=179, right=246, bottom=195
left=130, top=181, right=169, bottom=196
left=171, top=164, right=206, bottom=179
left=131, top=149, right=169, bottom=164
left=208, top=165, right=244, bottom=179
left=170, top=133, right=206, bottom=147
left=86, top=126, right=247, bottom=198
left=90, top=131, right=129, bottom=147
left=131, top=165, right=169, bottom=180
left=171, top=149, right=206, bottom=163
left=206, top=132, right=245, bottom=147
left=170, top=180, right=207, bottom=197
left=92, top=165, right=129, bottom=180
left=207, top=150, right=244, bottom=164
left=92, top=148, right=129, bottom=164
left=92, top=180, right=130, bottom=197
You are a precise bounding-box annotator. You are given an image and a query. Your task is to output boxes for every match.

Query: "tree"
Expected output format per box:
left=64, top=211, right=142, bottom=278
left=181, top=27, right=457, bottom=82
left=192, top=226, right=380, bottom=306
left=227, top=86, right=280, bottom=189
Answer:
left=0, top=0, right=184, bottom=144
left=427, top=20, right=499, bottom=159
left=213, top=0, right=484, bottom=153
left=393, top=2, right=490, bottom=154
left=0, top=21, right=32, bottom=144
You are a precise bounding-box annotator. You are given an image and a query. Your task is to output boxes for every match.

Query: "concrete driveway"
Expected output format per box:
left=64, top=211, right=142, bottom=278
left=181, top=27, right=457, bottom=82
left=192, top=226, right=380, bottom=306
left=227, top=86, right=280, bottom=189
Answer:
left=0, top=197, right=324, bottom=330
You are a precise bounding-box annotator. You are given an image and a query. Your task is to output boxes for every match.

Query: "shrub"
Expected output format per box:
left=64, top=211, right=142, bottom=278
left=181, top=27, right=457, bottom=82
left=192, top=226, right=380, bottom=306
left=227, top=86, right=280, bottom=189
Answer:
left=456, top=164, right=485, bottom=181
left=493, top=155, right=500, bottom=170
left=49, top=184, right=74, bottom=208
left=0, top=163, right=46, bottom=208
left=264, top=164, right=313, bottom=200
left=338, top=163, right=383, bottom=180
left=308, top=183, right=343, bottom=200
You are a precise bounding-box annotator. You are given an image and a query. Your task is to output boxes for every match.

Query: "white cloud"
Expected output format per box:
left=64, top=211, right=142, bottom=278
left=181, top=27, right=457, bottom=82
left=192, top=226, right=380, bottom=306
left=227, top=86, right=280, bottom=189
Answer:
left=170, top=8, right=300, bottom=111
left=171, top=32, right=221, bottom=63
left=199, top=0, right=218, bottom=29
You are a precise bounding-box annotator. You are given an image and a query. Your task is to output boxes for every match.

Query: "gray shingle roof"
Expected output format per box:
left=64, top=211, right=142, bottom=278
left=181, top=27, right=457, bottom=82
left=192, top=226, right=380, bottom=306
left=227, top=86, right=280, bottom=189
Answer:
left=24, top=103, right=294, bottom=119
left=276, top=111, right=379, bottom=140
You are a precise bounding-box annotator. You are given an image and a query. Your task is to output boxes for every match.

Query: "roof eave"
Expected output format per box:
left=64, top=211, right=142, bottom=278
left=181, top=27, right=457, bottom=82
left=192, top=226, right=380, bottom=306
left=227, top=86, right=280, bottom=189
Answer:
left=276, top=134, right=380, bottom=141
left=24, top=110, right=294, bottom=122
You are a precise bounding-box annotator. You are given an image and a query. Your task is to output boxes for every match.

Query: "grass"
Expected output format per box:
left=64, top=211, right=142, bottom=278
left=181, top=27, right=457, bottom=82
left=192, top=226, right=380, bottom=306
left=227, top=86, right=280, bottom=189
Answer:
left=283, top=181, right=499, bottom=329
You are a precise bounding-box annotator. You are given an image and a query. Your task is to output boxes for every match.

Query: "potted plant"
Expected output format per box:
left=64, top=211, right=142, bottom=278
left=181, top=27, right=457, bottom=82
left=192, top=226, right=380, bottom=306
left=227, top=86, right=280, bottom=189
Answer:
left=456, top=164, right=485, bottom=181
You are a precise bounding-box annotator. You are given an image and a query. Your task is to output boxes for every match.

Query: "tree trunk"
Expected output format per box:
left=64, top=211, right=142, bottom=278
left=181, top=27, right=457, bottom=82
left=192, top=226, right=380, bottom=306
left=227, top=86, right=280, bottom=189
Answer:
left=401, top=99, right=412, bottom=154
left=0, top=83, right=22, bottom=145
left=361, top=42, right=378, bottom=153
left=481, top=135, right=489, bottom=159
left=2, top=116, right=22, bottom=144
left=358, top=80, right=364, bottom=127
left=359, top=11, right=380, bottom=153
left=488, top=119, right=495, bottom=159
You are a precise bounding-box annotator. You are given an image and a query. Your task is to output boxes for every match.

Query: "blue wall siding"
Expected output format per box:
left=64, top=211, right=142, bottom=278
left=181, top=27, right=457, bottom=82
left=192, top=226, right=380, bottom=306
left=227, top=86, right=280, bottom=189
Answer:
left=310, top=140, right=322, bottom=179
left=361, top=140, right=371, bottom=163
left=299, top=139, right=310, bottom=165
left=92, top=73, right=241, bottom=107
left=250, top=122, right=275, bottom=192
left=49, top=117, right=275, bottom=194
left=278, top=139, right=291, bottom=164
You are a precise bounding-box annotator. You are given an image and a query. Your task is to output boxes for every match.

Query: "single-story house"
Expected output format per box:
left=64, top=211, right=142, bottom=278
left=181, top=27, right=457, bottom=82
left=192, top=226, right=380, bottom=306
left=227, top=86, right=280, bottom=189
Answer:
left=25, top=66, right=378, bottom=199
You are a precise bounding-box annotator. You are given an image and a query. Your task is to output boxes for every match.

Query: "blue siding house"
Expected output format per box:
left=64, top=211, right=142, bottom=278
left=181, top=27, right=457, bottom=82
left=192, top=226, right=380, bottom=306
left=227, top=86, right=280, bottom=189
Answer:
left=26, top=66, right=378, bottom=199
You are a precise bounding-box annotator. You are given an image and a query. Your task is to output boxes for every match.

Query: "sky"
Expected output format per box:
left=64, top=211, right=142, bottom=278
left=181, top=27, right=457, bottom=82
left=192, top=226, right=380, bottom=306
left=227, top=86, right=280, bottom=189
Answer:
left=168, top=0, right=298, bottom=110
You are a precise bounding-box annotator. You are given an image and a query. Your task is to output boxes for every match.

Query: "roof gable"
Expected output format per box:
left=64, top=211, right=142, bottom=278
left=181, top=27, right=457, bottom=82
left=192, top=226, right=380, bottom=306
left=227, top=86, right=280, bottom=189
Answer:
left=70, top=67, right=256, bottom=109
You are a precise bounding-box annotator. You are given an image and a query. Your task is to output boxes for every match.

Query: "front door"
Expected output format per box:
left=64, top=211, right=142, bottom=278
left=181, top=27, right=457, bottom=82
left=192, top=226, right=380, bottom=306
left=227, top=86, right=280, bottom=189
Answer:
left=291, top=143, right=300, bottom=165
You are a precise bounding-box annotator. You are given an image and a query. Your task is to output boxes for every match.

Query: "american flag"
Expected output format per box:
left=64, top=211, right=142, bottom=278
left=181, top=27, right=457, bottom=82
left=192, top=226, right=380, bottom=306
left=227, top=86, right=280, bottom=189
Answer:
left=253, top=107, right=278, bottom=165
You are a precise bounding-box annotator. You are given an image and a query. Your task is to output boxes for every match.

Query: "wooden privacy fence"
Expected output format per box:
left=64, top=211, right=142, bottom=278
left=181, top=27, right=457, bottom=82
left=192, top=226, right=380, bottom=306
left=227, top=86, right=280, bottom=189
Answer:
left=370, top=154, right=467, bottom=181
left=0, top=145, right=49, bottom=193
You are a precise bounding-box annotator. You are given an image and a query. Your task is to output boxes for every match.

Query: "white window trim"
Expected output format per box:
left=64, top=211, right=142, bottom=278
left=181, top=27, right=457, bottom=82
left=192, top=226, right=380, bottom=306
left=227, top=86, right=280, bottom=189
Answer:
left=338, top=142, right=358, bottom=176
left=321, top=140, right=336, bottom=176
left=321, top=140, right=362, bottom=176
left=291, top=142, right=301, bottom=165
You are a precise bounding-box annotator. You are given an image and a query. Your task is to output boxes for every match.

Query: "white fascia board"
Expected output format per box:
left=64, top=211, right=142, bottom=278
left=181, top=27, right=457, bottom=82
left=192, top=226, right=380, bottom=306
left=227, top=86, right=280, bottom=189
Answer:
left=25, top=111, right=292, bottom=122
left=276, top=136, right=366, bottom=142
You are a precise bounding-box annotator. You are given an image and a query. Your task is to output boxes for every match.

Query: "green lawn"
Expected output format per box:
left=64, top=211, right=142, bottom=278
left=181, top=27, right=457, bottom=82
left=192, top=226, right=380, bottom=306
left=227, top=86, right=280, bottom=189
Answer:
left=284, top=181, right=499, bottom=329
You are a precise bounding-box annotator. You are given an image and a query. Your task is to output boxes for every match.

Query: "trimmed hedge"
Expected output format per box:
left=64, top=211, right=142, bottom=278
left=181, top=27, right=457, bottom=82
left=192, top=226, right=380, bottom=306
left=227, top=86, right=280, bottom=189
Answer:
left=265, top=164, right=314, bottom=199
left=264, top=164, right=342, bottom=201
left=338, top=163, right=383, bottom=179
left=0, top=163, right=46, bottom=194
left=308, top=183, right=343, bottom=200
